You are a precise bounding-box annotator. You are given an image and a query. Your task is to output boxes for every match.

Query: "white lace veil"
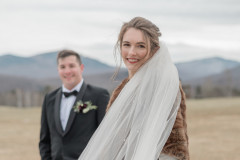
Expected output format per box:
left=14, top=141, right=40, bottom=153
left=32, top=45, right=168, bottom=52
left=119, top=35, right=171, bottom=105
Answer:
left=78, top=41, right=181, bottom=160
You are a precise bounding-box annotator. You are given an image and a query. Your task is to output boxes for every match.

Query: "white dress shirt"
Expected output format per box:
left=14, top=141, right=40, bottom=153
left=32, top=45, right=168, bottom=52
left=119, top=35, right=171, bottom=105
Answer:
left=60, top=79, right=83, bottom=131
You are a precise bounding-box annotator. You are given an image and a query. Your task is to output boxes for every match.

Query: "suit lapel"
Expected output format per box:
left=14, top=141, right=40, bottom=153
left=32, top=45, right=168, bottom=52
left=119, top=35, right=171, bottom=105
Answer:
left=63, top=82, right=88, bottom=136
left=54, top=88, right=64, bottom=136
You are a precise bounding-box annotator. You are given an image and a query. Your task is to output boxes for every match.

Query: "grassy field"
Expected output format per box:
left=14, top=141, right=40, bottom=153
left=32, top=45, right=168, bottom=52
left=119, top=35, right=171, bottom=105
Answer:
left=0, top=97, right=240, bottom=160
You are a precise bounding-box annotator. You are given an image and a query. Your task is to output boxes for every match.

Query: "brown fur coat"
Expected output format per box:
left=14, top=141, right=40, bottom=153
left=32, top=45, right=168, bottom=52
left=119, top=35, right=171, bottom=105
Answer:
left=106, top=78, right=189, bottom=160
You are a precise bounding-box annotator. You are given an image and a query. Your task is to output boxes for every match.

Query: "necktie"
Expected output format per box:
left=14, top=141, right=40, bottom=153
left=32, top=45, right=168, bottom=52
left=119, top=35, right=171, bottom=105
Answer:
left=63, top=90, right=78, bottom=97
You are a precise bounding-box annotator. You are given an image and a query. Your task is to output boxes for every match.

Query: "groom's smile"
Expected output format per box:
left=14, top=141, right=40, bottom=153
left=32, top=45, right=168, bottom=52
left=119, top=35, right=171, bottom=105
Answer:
left=58, top=55, right=84, bottom=90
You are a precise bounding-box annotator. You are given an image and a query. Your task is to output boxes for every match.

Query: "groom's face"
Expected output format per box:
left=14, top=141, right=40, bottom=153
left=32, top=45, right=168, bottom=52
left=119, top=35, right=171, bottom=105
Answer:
left=58, top=55, right=84, bottom=90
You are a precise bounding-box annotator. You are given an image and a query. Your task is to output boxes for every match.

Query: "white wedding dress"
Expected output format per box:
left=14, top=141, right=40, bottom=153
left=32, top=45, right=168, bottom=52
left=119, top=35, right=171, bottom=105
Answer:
left=78, top=41, right=181, bottom=160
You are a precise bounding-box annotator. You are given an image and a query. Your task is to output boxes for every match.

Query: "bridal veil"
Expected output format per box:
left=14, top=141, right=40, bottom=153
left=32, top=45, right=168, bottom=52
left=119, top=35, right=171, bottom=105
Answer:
left=78, top=41, right=181, bottom=160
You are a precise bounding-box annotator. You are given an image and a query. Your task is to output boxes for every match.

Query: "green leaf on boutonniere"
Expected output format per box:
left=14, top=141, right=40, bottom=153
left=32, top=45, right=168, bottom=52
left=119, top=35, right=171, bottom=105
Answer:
left=73, top=100, right=97, bottom=113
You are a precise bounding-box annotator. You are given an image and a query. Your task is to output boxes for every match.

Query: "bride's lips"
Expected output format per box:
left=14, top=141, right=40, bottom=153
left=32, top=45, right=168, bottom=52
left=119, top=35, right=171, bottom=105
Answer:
left=127, top=58, right=139, bottom=64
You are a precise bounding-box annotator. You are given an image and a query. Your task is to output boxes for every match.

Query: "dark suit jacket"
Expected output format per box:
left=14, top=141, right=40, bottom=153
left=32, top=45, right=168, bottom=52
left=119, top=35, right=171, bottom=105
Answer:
left=39, top=82, right=109, bottom=160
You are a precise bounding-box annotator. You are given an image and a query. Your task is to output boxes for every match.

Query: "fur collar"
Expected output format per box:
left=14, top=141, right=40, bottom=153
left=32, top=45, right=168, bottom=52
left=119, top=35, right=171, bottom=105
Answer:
left=106, top=78, right=189, bottom=160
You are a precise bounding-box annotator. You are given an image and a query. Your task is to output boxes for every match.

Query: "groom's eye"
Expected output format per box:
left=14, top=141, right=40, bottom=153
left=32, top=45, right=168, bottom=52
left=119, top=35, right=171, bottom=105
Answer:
left=60, top=65, right=65, bottom=69
left=69, top=64, right=75, bottom=68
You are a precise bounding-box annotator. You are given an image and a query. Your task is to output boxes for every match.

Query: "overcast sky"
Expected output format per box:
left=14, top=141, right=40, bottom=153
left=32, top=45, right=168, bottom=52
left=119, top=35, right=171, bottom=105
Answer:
left=0, top=0, right=239, bottom=65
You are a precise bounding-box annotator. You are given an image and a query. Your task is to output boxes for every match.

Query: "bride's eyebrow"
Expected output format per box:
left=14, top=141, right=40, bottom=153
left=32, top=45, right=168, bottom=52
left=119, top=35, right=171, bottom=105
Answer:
left=122, top=41, right=145, bottom=44
left=136, top=42, right=146, bottom=45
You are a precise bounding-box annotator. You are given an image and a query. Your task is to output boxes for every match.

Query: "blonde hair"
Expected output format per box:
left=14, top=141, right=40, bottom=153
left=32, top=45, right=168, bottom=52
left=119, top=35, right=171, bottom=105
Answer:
left=113, top=17, right=161, bottom=79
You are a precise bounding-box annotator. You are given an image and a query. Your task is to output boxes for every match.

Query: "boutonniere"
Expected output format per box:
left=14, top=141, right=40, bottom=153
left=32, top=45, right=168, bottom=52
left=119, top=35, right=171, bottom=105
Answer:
left=73, top=100, right=97, bottom=113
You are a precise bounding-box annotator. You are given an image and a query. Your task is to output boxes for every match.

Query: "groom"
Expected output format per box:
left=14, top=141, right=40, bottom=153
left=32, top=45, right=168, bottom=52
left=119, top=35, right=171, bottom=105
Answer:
left=39, top=50, right=110, bottom=160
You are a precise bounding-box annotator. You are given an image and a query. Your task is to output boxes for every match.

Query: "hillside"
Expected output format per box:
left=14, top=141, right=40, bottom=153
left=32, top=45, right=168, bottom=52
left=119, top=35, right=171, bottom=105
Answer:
left=184, top=65, right=240, bottom=89
left=0, top=52, right=114, bottom=79
left=176, top=57, right=240, bottom=81
left=1, top=51, right=240, bottom=99
left=0, top=69, right=128, bottom=94
left=0, top=74, right=42, bottom=92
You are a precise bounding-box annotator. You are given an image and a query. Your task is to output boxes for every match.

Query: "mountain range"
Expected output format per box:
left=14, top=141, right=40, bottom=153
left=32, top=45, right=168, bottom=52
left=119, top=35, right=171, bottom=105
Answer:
left=0, top=52, right=240, bottom=95
left=176, top=57, right=240, bottom=81
left=0, top=52, right=114, bottom=79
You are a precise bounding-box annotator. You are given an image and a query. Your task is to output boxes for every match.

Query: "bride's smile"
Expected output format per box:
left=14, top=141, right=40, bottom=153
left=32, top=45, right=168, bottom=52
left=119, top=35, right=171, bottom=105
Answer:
left=121, top=28, right=150, bottom=78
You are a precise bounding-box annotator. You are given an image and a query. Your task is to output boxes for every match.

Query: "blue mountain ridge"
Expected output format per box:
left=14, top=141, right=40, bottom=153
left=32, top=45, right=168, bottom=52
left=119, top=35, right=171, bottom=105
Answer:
left=0, top=52, right=239, bottom=81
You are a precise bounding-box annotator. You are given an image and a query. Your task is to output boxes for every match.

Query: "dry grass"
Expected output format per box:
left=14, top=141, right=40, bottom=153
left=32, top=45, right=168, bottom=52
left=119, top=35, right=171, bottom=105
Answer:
left=0, top=107, right=41, bottom=160
left=187, top=97, right=240, bottom=160
left=0, top=97, right=240, bottom=160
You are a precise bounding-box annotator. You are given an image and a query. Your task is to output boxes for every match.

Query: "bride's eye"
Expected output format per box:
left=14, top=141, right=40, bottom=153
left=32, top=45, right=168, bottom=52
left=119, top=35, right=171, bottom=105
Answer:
left=138, top=45, right=145, bottom=48
left=122, top=43, right=130, bottom=47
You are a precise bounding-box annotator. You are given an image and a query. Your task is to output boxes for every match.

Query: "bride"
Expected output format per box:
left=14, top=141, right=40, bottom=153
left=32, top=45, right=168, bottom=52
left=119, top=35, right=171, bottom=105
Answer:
left=79, top=17, right=189, bottom=160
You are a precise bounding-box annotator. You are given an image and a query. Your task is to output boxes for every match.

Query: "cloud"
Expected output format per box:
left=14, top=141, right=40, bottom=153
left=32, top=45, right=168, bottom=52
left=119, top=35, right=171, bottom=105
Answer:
left=0, top=0, right=239, bottom=63
left=168, top=42, right=240, bottom=63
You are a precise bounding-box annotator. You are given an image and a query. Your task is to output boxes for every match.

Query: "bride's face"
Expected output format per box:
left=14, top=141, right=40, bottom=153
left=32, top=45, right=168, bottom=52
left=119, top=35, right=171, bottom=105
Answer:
left=121, top=28, right=150, bottom=77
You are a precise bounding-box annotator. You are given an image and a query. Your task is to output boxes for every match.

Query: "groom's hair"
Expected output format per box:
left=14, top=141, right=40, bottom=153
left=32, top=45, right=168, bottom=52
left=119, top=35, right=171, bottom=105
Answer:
left=57, top=49, right=82, bottom=65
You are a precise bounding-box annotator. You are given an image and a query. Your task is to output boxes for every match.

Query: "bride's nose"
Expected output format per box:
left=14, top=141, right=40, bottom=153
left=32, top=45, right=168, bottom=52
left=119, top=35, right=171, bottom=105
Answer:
left=129, top=46, right=137, bottom=56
